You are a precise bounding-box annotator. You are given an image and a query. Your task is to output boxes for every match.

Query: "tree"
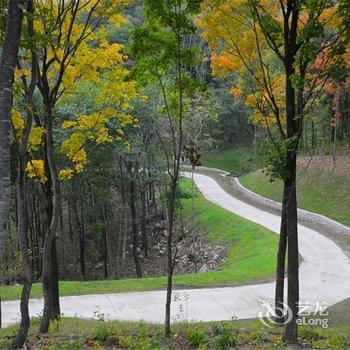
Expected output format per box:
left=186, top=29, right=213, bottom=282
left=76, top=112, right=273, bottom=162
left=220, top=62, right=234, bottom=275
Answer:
left=130, top=0, right=202, bottom=336
left=0, top=0, right=25, bottom=329
left=15, top=0, right=137, bottom=333
left=199, top=0, right=347, bottom=342
left=10, top=0, right=37, bottom=345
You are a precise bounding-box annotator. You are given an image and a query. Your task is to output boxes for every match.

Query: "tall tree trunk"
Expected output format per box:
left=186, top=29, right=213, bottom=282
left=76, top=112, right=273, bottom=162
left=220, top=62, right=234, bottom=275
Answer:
left=50, top=238, right=60, bottom=319
left=128, top=164, right=143, bottom=278
left=282, top=11, right=300, bottom=341
left=275, top=186, right=288, bottom=322
left=40, top=108, right=61, bottom=334
left=165, top=180, right=176, bottom=337
left=11, top=105, right=34, bottom=350
left=277, top=0, right=300, bottom=342
left=0, top=0, right=24, bottom=259
left=0, top=0, right=24, bottom=327
left=74, top=195, right=85, bottom=278
left=11, top=4, right=36, bottom=344
left=283, top=155, right=299, bottom=341
left=140, top=187, right=148, bottom=258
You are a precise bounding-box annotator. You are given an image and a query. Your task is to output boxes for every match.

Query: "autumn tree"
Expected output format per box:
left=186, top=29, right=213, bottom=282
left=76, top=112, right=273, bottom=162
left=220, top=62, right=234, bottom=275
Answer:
left=13, top=0, right=138, bottom=334
left=199, top=0, right=348, bottom=342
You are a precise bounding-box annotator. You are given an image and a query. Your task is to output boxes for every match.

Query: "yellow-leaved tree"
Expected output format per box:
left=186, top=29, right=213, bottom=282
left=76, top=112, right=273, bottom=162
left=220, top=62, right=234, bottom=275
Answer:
left=13, top=0, right=140, bottom=334
left=198, top=0, right=348, bottom=342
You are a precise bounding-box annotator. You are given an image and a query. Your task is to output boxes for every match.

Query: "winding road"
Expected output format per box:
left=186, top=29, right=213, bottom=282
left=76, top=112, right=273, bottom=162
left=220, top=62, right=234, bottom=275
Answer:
left=3, top=170, right=350, bottom=327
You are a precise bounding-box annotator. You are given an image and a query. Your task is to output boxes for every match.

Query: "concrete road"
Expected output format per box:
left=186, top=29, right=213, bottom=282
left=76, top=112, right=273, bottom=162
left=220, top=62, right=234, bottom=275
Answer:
left=3, top=172, right=350, bottom=326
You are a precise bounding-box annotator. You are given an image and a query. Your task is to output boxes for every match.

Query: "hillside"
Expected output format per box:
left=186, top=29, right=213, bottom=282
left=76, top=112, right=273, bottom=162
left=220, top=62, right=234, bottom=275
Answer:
left=240, top=155, right=350, bottom=227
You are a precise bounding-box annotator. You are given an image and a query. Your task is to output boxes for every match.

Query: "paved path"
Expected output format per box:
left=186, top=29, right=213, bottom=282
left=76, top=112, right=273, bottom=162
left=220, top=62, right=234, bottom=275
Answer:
left=3, top=173, right=350, bottom=327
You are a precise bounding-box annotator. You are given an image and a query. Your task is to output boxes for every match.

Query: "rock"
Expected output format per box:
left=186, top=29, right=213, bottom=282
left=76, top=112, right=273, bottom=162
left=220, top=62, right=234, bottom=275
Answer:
left=213, top=253, right=220, bottom=261
left=199, top=263, right=209, bottom=273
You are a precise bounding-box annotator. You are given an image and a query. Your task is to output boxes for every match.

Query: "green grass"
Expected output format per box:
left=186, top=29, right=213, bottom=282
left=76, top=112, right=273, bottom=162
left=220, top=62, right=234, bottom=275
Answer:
left=201, top=147, right=258, bottom=176
left=1, top=179, right=277, bottom=301
left=1, top=317, right=349, bottom=349
left=240, top=165, right=350, bottom=227
left=201, top=147, right=349, bottom=227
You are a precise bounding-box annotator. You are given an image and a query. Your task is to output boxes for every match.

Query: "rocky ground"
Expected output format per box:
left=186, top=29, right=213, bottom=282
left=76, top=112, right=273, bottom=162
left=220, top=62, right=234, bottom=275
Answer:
left=123, top=218, right=227, bottom=278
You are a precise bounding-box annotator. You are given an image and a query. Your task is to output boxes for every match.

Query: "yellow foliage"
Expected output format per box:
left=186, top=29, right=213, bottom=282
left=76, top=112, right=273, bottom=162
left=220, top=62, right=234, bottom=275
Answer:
left=26, top=160, right=47, bottom=183
left=58, top=168, right=75, bottom=181
left=28, top=127, right=46, bottom=151
left=11, top=109, right=25, bottom=138
left=199, top=0, right=340, bottom=133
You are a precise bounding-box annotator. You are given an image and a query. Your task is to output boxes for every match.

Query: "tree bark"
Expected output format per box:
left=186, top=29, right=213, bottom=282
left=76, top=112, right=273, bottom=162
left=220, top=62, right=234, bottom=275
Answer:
left=282, top=3, right=300, bottom=339
left=283, top=155, right=299, bottom=342
left=0, top=0, right=24, bottom=259
left=11, top=101, right=34, bottom=350
left=39, top=108, right=61, bottom=334
left=0, top=1, right=24, bottom=327
left=128, top=163, right=143, bottom=278
left=140, top=186, right=148, bottom=258
left=165, top=179, right=177, bottom=336
left=275, top=187, right=287, bottom=323
left=11, top=3, right=36, bottom=343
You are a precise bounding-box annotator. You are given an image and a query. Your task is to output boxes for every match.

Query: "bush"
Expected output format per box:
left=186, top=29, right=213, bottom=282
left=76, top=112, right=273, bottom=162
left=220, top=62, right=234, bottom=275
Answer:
left=212, top=323, right=237, bottom=349
left=186, top=328, right=206, bottom=348
left=328, top=334, right=348, bottom=349
left=92, top=324, right=109, bottom=343
left=250, top=328, right=268, bottom=344
left=298, top=327, right=321, bottom=342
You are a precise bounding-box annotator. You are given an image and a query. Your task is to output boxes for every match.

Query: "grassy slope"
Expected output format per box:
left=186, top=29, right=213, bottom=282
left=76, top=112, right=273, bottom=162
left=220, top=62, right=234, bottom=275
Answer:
left=1, top=180, right=277, bottom=301
left=240, top=156, right=350, bottom=227
left=201, top=148, right=350, bottom=227
left=200, top=147, right=257, bottom=176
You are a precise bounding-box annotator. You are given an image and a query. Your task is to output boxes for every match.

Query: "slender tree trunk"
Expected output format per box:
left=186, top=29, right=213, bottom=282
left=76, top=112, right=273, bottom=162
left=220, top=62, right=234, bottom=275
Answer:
left=74, top=195, right=85, bottom=278
left=101, top=203, right=109, bottom=279
left=128, top=164, right=143, bottom=278
left=165, top=180, right=176, bottom=336
left=50, top=238, right=60, bottom=319
left=275, top=186, right=288, bottom=322
left=40, top=108, right=61, bottom=334
left=283, top=155, right=299, bottom=341
left=283, top=27, right=300, bottom=344
left=0, top=0, right=24, bottom=259
left=11, top=4, right=36, bottom=343
left=0, top=0, right=24, bottom=328
left=279, top=1, right=300, bottom=342
left=140, top=187, right=148, bottom=258
left=11, top=110, right=34, bottom=350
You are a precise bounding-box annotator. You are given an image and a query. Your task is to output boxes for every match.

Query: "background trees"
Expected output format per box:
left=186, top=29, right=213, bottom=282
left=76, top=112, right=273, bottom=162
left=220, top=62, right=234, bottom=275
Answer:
left=0, top=0, right=349, bottom=347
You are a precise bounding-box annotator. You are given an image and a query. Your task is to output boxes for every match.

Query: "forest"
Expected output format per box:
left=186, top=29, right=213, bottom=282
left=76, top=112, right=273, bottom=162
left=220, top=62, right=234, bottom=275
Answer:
left=0, top=0, right=350, bottom=349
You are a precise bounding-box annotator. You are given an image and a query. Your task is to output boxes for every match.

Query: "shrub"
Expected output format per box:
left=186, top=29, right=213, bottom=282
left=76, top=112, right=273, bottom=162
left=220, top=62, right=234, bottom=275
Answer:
left=250, top=328, right=268, bottom=344
left=328, top=334, right=348, bottom=349
left=298, top=327, right=321, bottom=342
left=212, top=323, right=237, bottom=349
left=186, top=328, right=206, bottom=348
left=92, top=324, right=109, bottom=343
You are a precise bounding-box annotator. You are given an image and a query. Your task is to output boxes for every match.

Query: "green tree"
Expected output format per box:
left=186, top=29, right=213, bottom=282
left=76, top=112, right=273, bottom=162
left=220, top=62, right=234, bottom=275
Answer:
left=130, top=0, right=202, bottom=336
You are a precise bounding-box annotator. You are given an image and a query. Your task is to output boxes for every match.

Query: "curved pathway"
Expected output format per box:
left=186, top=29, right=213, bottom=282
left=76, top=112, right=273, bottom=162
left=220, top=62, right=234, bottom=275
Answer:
left=3, top=172, right=350, bottom=327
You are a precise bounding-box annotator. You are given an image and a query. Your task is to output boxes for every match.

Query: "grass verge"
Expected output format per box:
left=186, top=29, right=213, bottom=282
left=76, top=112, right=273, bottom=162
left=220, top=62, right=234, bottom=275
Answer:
left=2, top=179, right=277, bottom=301
left=0, top=317, right=348, bottom=349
